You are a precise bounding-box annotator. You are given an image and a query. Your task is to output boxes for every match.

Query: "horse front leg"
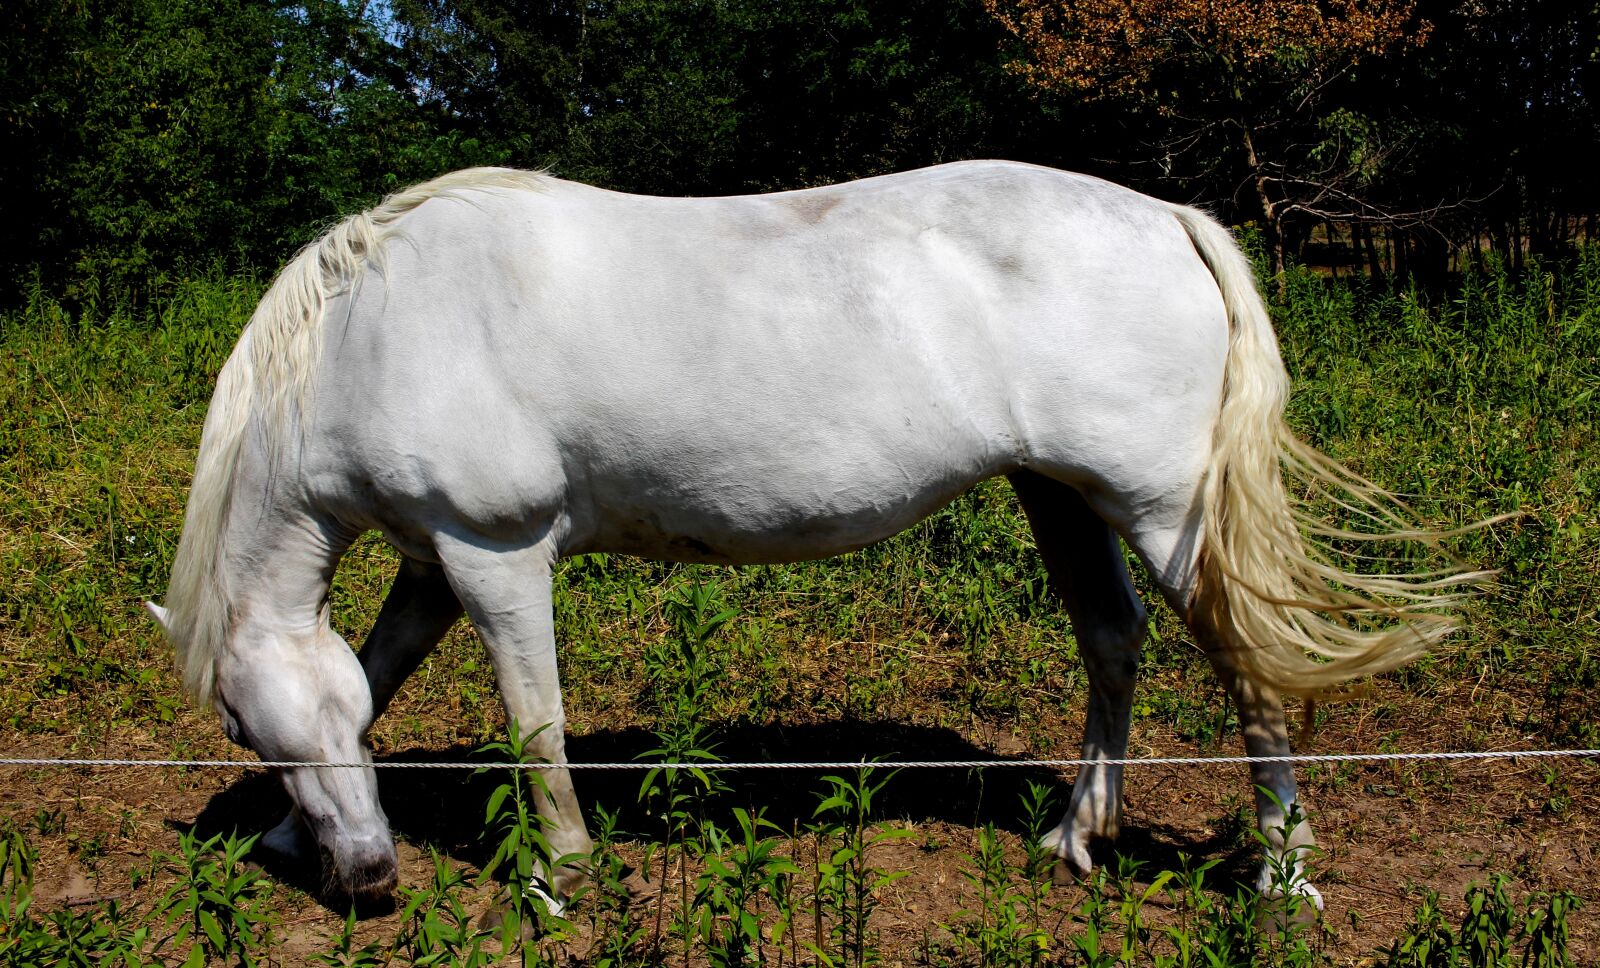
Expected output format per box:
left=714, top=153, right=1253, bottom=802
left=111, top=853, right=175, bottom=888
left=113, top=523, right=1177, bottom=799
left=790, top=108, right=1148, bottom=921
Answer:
left=434, top=533, right=594, bottom=909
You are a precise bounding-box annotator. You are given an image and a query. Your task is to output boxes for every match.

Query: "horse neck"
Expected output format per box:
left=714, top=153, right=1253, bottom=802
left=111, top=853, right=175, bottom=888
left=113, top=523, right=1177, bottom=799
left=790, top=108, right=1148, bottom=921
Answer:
left=220, top=453, right=351, bottom=639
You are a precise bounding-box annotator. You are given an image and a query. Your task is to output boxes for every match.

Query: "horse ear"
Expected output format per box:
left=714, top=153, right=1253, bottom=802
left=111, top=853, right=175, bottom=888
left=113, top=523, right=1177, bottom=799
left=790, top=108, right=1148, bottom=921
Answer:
left=144, top=601, right=171, bottom=636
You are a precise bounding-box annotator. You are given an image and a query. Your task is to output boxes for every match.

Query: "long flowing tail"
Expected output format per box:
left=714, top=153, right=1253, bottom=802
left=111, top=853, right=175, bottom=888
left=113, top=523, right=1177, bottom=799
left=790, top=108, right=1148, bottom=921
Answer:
left=1168, top=204, right=1493, bottom=696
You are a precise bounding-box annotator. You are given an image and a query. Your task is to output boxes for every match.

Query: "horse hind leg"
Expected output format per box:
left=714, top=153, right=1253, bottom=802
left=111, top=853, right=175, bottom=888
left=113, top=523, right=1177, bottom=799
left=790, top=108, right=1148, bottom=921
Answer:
left=1009, top=471, right=1147, bottom=882
left=359, top=557, right=465, bottom=720
left=1207, top=645, right=1322, bottom=912
left=1113, top=485, right=1323, bottom=911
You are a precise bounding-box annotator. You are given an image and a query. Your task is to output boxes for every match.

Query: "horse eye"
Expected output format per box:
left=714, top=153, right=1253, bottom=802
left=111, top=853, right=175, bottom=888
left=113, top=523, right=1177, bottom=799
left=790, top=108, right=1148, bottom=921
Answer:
left=218, top=701, right=250, bottom=749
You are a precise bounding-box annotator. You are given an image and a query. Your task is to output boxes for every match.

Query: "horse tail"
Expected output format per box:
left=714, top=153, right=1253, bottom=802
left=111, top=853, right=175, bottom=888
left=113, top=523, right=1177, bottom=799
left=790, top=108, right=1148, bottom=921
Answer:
left=161, top=168, right=546, bottom=703
left=1167, top=203, right=1492, bottom=697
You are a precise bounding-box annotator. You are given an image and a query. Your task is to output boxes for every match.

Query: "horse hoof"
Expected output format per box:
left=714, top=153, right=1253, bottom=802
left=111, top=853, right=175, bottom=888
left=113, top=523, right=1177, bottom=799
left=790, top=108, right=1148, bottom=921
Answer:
left=477, top=887, right=567, bottom=938
left=1049, top=836, right=1095, bottom=886
left=261, top=810, right=315, bottom=860
left=621, top=867, right=661, bottom=903
left=1049, top=857, right=1088, bottom=889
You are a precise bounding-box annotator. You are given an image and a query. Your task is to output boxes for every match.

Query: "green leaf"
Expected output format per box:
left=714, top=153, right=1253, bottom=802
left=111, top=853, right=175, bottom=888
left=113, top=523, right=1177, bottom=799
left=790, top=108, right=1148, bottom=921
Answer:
left=483, top=784, right=512, bottom=826
left=198, top=909, right=225, bottom=954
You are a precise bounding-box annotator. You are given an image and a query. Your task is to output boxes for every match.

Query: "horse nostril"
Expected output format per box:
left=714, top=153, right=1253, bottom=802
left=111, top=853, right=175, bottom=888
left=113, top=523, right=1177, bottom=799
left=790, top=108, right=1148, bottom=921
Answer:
left=337, top=842, right=399, bottom=901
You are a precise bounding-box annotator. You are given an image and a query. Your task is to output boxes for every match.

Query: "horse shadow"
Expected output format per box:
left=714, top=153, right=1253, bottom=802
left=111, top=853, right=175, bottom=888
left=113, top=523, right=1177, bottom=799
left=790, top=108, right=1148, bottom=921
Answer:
left=188, top=720, right=1254, bottom=911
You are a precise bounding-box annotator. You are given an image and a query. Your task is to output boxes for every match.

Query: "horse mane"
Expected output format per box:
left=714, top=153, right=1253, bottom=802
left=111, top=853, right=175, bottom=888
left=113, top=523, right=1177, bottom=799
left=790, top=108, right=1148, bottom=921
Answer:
left=162, top=167, right=548, bottom=703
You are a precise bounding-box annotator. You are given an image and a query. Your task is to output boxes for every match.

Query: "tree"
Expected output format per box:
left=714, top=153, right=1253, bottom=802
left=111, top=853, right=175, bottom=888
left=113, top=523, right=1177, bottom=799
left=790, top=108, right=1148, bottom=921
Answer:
left=0, top=0, right=514, bottom=303
left=385, top=0, right=1066, bottom=197
left=1391, top=0, right=1600, bottom=270
left=984, top=0, right=1429, bottom=272
left=3, top=0, right=283, bottom=292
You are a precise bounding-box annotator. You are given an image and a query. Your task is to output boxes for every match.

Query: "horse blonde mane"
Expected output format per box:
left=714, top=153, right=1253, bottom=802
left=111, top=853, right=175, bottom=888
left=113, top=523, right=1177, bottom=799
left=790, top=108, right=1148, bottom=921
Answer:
left=1169, top=204, right=1496, bottom=697
left=161, top=168, right=547, bottom=703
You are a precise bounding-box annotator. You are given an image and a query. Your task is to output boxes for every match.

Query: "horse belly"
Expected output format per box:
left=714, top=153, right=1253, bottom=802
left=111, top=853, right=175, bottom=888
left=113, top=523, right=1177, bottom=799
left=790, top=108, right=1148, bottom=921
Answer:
left=572, top=442, right=1001, bottom=564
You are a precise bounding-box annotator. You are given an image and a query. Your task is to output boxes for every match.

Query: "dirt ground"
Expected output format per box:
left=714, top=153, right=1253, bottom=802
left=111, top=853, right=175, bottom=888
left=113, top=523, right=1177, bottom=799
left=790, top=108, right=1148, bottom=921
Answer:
left=4, top=677, right=1596, bottom=966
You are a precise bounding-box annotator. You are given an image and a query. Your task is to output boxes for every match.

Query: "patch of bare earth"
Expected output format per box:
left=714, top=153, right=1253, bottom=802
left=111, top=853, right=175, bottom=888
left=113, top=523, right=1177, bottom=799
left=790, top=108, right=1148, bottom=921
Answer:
left=2, top=680, right=1595, bottom=965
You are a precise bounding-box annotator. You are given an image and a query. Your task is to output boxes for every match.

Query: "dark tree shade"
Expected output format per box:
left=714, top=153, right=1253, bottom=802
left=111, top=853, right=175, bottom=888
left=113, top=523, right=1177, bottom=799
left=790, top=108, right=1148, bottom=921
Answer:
left=3, top=0, right=1596, bottom=304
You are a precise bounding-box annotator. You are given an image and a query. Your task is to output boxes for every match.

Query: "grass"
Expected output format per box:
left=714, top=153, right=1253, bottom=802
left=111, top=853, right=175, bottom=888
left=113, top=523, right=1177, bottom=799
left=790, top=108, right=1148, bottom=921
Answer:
left=0, top=251, right=1597, bottom=962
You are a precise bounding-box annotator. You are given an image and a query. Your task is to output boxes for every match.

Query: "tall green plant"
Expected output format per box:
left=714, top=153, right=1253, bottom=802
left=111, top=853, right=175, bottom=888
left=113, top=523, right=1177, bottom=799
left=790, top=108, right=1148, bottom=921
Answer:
left=807, top=766, right=909, bottom=968
left=639, top=572, right=734, bottom=955
left=580, top=804, right=650, bottom=968
left=1384, top=877, right=1582, bottom=968
left=692, top=807, right=801, bottom=968
left=395, top=850, right=495, bottom=968
left=476, top=721, right=581, bottom=952
left=149, top=829, right=275, bottom=967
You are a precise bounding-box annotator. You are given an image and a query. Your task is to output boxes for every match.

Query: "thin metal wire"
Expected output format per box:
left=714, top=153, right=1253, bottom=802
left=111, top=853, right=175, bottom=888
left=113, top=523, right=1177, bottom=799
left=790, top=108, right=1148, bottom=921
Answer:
left=0, top=749, right=1595, bottom=771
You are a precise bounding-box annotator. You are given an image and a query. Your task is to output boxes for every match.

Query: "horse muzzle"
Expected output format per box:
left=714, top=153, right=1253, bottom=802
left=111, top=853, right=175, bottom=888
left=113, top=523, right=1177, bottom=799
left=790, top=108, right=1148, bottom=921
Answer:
left=328, top=834, right=399, bottom=901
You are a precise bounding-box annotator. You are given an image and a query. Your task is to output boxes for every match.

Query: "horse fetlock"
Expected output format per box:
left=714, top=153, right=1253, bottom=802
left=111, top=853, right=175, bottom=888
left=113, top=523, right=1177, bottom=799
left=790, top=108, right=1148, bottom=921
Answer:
left=533, top=858, right=587, bottom=908
left=528, top=882, right=567, bottom=919
left=1041, top=821, right=1096, bottom=884
left=1255, top=860, right=1325, bottom=912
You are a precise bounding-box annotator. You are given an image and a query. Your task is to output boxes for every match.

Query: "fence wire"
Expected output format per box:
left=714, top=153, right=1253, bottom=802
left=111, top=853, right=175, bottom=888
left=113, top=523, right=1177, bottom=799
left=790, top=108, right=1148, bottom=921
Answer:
left=0, top=748, right=1596, bottom=771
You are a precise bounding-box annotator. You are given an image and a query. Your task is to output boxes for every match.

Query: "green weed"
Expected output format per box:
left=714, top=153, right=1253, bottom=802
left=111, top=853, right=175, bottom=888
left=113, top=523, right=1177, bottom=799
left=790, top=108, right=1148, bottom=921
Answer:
left=475, top=721, right=579, bottom=949
left=395, top=849, right=496, bottom=967
left=808, top=766, right=910, bottom=967
left=691, top=807, right=800, bottom=968
left=1384, top=876, right=1581, bottom=968
left=148, top=828, right=275, bottom=967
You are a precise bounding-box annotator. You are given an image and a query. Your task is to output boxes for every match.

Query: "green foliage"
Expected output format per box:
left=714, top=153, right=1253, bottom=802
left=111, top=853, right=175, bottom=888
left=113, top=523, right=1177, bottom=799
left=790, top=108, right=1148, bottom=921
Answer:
left=940, top=781, right=1058, bottom=966
left=1384, top=877, right=1581, bottom=968
left=0, top=795, right=1585, bottom=965
left=475, top=722, right=580, bottom=953
left=691, top=807, right=800, bottom=968
left=312, top=907, right=388, bottom=968
left=1271, top=254, right=1600, bottom=745
left=3, top=0, right=278, bottom=290
left=395, top=849, right=496, bottom=967
left=6, top=0, right=1066, bottom=303
left=578, top=805, right=651, bottom=968
left=149, top=829, right=276, bottom=967
left=808, top=766, right=910, bottom=967
left=950, top=823, right=1052, bottom=966
left=8, top=0, right=1600, bottom=304
left=637, top=572, right=733, bottom=958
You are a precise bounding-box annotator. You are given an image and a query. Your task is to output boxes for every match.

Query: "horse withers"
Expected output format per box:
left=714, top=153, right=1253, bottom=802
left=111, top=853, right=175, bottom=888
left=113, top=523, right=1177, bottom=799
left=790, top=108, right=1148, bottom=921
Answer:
left=146, top=161, right=1483, bottom=911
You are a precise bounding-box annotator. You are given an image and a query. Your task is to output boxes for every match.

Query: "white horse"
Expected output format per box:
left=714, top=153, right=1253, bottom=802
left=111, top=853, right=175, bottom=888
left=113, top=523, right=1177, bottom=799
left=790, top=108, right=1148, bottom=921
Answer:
left=146, top=161, right=1480, bottom=910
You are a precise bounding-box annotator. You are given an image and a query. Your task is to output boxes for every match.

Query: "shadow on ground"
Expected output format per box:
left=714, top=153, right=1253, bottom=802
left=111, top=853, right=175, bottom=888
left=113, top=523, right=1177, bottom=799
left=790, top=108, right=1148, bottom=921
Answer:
left=189, top=720, right=1256, bottom=912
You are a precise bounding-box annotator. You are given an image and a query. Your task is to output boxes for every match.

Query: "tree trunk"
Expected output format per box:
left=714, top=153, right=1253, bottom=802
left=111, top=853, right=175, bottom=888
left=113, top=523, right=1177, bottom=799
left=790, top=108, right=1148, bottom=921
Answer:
left=1358, top=223, right=1383, bottom=279
left=1239, top=125, right=1284, bottom=276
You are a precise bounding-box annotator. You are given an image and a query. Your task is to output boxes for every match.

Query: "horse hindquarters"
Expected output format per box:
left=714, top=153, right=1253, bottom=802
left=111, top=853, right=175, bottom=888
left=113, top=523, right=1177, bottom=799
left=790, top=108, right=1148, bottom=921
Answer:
left=1008, top=203, right=1325, bottom=904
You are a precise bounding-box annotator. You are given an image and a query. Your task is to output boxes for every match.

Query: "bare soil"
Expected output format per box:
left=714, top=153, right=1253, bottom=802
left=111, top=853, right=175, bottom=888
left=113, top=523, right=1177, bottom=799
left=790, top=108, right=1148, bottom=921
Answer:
left=4, top=676, right=1595, bottom=965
